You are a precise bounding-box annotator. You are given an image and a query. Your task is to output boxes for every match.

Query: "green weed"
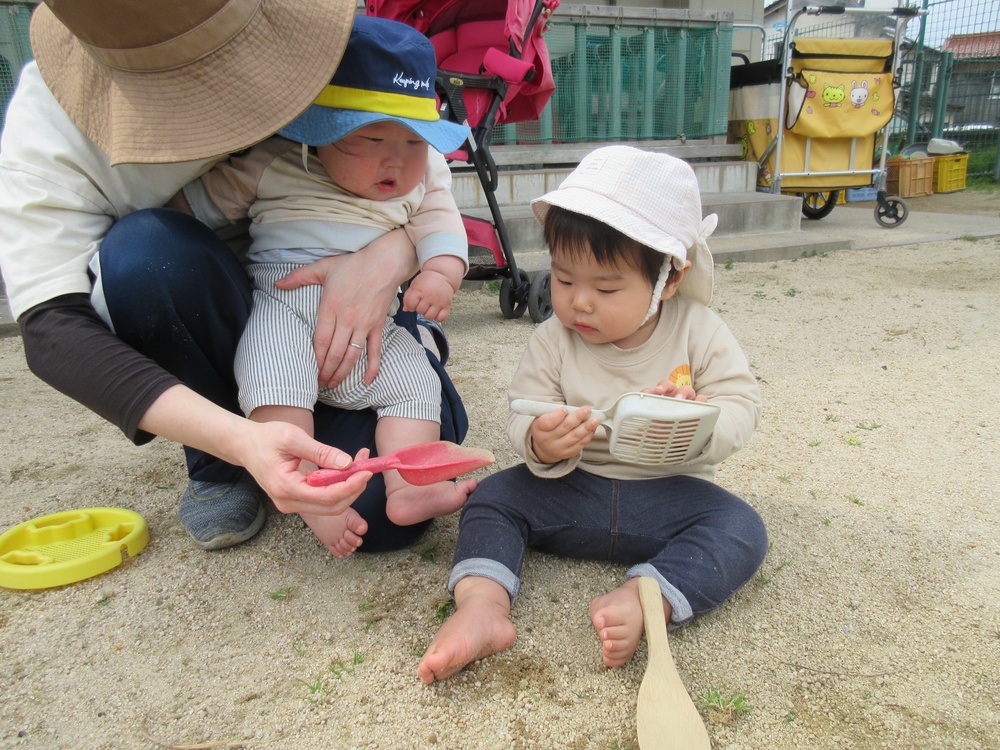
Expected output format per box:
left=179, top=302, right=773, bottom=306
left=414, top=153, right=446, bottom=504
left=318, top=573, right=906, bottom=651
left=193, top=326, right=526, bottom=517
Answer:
left=854, top=421, right=881, bottom=431
left=329, top=651, right=365, bottom=678
left=697, top=688, right=751, bottom=722
left=436, top=599, right=456, bottom=622
left=298, top=675, right=329, bottom=705
left=756, top=560, right=788, bottom=585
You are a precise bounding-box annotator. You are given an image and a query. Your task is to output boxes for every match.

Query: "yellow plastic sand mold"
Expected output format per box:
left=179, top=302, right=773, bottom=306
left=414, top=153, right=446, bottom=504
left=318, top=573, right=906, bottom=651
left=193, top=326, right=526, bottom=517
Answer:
left=0, top=507, right=148, bottom=590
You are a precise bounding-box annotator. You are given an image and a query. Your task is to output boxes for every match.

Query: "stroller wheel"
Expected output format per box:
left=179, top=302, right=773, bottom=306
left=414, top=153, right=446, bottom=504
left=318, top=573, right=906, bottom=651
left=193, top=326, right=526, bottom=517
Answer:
left=528, top=271, right=553, bottom=323
left=874, top=196, right=909, bottom=228
left=499, top=269, right=530, bottom=319
left=799, top=191, right=839, bottom=220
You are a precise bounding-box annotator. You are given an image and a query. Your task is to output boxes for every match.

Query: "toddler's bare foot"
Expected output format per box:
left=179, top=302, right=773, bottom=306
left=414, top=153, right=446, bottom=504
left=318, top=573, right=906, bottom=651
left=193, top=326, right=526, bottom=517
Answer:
left=386, top=478, right=477, bottom=526
left=301, top=507, right=368, bottom=558
left=418, top=577, right=516, bottom=684
left=589, top=578, right=650, bottom=668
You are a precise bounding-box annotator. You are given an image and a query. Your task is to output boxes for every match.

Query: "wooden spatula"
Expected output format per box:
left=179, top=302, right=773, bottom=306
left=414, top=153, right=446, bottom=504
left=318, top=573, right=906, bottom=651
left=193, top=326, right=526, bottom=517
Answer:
left=636, top=577, right=712, bottom=750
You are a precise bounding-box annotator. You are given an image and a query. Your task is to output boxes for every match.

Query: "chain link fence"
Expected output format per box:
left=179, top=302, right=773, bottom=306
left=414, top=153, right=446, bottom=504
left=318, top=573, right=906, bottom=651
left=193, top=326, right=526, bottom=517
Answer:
left=760, top=1, right=999, bottom=181
left=0, top=1, right=33, bottom=134
left=917, top=0, right=1000, bottom=179
left=540, top=8, right=733, bottom=144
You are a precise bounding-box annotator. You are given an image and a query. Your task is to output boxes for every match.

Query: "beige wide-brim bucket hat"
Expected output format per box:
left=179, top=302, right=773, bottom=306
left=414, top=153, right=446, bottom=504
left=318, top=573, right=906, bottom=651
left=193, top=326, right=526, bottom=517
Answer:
left=29, top=0, right=356, bottom=165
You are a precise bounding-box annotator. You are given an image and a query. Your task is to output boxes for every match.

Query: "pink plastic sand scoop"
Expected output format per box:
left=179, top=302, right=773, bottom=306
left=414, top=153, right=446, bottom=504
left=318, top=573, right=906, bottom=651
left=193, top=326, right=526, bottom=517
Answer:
left=307, top=441, right=494, bottom=487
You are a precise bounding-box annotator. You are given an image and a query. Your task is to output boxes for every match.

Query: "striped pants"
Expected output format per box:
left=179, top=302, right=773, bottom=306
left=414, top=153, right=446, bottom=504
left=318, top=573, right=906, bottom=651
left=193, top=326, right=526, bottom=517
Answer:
left=235, top=262, right=441, bottom=423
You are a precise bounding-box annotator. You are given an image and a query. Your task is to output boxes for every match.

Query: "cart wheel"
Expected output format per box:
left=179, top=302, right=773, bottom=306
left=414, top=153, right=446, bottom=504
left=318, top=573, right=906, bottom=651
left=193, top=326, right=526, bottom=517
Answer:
left=799, top=191, right=839, bottom=220
left=499, top=269, right=529, bottom=319
left=874, top=196, right=908, bottom=228
left=527, top=271, right=553, bottom=323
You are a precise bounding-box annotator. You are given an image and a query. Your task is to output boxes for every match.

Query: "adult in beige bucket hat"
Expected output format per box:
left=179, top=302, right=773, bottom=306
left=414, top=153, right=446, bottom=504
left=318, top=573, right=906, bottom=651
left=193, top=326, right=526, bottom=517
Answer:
left=0, top=0, right=467, bottom=554
left=30, top=0, right=354, bottom=164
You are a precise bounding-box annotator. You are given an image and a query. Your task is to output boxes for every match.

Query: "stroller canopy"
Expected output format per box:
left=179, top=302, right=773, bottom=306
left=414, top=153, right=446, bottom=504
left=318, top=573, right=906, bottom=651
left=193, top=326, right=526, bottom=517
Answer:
left=368, top=0, right=558, bottom=123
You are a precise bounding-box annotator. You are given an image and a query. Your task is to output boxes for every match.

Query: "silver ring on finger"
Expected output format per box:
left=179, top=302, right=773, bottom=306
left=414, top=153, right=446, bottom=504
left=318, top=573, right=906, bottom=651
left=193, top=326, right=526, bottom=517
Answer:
left=349, top=342, right=364, bottom=350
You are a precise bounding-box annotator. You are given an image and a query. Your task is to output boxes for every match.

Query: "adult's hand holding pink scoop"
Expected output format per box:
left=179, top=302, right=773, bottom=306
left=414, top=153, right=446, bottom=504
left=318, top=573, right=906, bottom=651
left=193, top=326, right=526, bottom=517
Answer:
left=307, top=441, right=495, bottom=487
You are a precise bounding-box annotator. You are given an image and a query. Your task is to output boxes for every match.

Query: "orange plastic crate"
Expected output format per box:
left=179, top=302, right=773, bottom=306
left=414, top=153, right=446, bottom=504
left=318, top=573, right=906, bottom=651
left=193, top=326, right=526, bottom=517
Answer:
left=887, top=156, right=934, bottom=198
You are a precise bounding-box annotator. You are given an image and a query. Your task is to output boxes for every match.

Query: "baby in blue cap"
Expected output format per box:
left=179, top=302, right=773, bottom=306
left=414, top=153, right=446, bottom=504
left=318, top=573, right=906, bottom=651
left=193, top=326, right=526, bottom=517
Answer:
left=185, top=16, right=473, bottom=557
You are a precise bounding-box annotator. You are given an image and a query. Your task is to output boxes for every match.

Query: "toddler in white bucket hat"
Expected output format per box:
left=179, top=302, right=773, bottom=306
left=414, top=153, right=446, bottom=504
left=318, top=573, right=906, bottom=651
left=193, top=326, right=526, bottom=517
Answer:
left=418, top=145, right=764, bottom=688
left=532, top=144, right=718, bottom=323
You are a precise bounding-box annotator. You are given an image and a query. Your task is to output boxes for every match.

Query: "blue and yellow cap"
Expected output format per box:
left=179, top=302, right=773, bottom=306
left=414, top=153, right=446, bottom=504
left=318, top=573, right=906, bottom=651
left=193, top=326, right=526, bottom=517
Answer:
left=279, top=15, right=469, bottom=154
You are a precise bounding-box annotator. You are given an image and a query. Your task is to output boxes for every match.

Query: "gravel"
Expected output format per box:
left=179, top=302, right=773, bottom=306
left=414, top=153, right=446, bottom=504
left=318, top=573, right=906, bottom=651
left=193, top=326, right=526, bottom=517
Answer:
left=1, top=237, right=998, bottom=749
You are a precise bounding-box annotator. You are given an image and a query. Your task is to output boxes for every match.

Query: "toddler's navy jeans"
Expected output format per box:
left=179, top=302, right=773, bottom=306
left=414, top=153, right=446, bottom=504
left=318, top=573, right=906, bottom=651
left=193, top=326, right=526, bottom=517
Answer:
left=449, top=464, right=768, bottom=623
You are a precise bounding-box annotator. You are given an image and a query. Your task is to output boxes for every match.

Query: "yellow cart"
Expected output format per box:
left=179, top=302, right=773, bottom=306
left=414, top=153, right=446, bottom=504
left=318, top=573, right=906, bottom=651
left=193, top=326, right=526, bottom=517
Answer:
left=729, top=5, right=925, bottom=228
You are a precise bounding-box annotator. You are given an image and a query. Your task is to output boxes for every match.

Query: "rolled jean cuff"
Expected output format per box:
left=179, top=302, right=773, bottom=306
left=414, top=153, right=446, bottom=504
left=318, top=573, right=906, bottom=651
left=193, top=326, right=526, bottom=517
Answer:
left=627, top=563, right=693, bottom=626
left=449, top=558, right=519, bottom=602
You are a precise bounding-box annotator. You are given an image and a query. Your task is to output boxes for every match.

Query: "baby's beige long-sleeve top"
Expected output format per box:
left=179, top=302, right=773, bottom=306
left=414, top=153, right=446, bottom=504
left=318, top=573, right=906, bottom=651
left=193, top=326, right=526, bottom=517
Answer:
left=507, top=296, right=761, bottom=481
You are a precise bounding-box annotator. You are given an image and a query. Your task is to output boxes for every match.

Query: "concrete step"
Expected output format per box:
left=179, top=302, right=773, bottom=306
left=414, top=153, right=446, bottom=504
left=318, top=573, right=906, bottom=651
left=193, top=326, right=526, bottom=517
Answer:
left=451, top=159, right=760, bottom=211
left=0, top=276, right=13, bottom=336
left=496, top=223, right=853, bottom=280
left=461, top=189, right=804, bottom=260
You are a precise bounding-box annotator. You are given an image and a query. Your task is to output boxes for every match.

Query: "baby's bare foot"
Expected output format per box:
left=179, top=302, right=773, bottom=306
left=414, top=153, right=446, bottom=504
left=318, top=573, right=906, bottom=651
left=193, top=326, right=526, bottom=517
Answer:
left=301, top=507, right=368, bottom=558
left=589, top=578, right=647, bottom=668
left=386, top=478, right=477, bottom=526
left=418, top=578, right=515, bottom=684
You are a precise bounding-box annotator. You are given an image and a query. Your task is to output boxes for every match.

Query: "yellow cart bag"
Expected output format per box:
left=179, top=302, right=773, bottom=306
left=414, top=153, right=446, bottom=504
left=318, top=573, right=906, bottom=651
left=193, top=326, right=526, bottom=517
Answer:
left=730, top=38, right=895, bottom=191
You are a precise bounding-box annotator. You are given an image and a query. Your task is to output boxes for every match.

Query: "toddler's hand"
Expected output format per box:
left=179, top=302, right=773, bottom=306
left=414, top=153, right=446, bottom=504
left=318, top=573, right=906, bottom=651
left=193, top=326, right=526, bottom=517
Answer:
left=642, top=380, right=708, bottom=402
left=529, top=406, right=600, bottom=464
left=403, top=270, right=456, bottom=322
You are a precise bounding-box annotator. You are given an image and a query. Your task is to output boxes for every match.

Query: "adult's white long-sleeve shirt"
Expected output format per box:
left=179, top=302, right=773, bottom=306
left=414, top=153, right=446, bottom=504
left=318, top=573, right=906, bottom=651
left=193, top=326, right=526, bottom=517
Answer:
left=0, top=63, right=222, bottom=321
left=0, top=63, right=222, bottom=441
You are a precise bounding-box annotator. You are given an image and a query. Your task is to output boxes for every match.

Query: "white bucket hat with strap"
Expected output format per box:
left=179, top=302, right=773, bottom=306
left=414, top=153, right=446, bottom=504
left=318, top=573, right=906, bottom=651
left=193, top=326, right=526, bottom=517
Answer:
left=531, top=145, right=717, bottom=321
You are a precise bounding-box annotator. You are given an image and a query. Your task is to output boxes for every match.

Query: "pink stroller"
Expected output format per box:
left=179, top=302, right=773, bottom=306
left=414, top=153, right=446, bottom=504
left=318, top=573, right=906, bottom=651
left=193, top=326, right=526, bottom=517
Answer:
left=367, top=0, right=560, bottom=322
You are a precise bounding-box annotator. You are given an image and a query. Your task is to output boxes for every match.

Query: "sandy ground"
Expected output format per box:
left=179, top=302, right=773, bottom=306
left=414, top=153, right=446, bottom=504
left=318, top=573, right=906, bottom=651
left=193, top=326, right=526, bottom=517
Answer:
left=1, top=199, right=999, bottom=748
